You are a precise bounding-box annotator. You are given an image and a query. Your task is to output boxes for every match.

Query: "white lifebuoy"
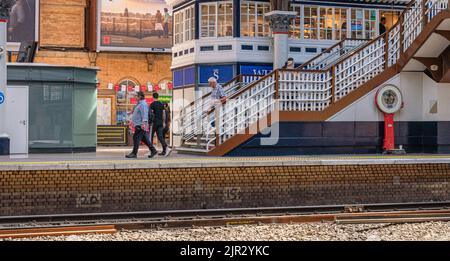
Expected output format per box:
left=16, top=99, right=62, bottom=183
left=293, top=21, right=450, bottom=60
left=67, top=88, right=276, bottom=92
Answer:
left=375, top=84, right=403, bottom=114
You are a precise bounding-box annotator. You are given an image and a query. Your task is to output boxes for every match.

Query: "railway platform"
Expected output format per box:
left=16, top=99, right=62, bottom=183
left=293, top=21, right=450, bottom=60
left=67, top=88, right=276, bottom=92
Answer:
left=1, top=149, right=450, bottom=217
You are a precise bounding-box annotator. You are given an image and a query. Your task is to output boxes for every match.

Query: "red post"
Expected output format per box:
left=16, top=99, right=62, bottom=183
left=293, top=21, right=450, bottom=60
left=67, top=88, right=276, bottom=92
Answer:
left=383, top=113, right=395, bottom=151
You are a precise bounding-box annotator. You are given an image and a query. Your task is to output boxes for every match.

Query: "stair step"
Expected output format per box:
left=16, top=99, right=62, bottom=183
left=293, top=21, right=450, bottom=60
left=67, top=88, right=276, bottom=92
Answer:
left=176, top=147, right=210, bottom=155
left=183, top=141, right=209, bottom=147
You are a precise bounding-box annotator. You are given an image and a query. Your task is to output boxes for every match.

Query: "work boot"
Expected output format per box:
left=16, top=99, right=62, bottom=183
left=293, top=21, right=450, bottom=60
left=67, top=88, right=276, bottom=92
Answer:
left=148, top=150, right=158, bottom=158
left=125, top=153, right=137, bottom=159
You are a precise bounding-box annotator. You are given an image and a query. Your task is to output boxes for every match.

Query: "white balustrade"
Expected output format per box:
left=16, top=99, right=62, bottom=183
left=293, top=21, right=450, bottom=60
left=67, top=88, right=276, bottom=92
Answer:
left=278, top=70, right=332, bottom=111
left=301, top=39, right=368, bottom=71
left=426, top=0, right=449, bottom=21
left=388, top=23, right=401, bottom=67
left=403, top=0, right=424, bottom=51
left=334, top=37, right=386, bottom=101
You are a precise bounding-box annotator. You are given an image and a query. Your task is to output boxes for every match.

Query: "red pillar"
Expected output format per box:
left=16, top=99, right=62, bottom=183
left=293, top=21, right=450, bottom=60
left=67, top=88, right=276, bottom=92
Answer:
left=383, top=113, right=395, bottom=151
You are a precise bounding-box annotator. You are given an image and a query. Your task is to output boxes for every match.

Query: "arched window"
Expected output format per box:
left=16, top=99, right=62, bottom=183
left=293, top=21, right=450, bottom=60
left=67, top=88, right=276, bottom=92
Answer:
left=116, top=78, right=140, bottom=125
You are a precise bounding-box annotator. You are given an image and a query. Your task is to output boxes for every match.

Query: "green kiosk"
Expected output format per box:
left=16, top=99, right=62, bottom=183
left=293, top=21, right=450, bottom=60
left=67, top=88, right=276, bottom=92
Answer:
left=4, top=64, right=98, bottom=154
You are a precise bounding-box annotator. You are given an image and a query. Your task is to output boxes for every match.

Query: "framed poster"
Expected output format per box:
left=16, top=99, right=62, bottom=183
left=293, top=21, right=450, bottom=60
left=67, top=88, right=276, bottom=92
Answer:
left=97, top=0, right=172, bottom=53
left=6, top=0, right=39, bottom=50
left=97, top=95, right=116, bottom=125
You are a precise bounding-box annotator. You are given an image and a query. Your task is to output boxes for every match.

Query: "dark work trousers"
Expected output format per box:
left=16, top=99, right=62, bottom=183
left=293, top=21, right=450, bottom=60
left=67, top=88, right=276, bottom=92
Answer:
left=132, top=126, right=156, bottom=155
left=151, top=124, right=168, bottom=150
left=163, top=126, right=169, bottom=139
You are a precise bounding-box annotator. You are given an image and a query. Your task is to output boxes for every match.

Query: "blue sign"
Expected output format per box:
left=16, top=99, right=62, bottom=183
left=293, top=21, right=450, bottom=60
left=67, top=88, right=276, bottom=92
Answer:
left=173, top=69, right=184, bottom=88
left=0, top=91, right=4, bottom=105
left=240, top=65, right=273, bottom=76
left=173, top=66, right=196, bottom=88
left=199, top=65, right=234, bottom=84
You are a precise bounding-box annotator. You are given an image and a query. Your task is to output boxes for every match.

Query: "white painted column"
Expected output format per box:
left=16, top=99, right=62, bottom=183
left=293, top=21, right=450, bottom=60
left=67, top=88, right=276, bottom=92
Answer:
left=0, top=19, right=7, bottom=137
left=272, top=33, right=289, bottom=69
left=265, top=11, right=297, bottom=69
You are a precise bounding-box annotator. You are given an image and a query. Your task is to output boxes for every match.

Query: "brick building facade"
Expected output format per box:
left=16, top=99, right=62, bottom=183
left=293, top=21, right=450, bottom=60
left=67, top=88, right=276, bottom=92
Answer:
left=15, top=0, right=172, bottom=128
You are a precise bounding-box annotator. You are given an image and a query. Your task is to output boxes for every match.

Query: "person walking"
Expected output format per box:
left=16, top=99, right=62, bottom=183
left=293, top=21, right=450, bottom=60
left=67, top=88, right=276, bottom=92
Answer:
left=379, top=17, right=387, bottom=35
left=208, top=77, right=227, bottom=129
left=126, top=92, right=157, bottom=159
left=162, top=103, right=171, bottom=140
left=149, top=93, right=171, bottom=157
left=282, top=57, right=295, bottom=69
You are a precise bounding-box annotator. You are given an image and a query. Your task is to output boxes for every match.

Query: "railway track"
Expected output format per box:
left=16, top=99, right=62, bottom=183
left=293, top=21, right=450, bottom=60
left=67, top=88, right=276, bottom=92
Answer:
left=1, top=201, right=450, bottom=239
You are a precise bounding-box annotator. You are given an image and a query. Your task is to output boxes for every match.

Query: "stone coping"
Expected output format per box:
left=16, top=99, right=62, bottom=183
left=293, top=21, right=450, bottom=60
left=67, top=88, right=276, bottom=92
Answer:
left=1, top=155, right=450, bottom=171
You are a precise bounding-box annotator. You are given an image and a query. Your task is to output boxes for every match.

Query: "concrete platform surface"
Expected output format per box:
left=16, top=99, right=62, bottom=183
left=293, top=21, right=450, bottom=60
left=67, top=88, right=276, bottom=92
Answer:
left=1, top=147, right=450, bottom=170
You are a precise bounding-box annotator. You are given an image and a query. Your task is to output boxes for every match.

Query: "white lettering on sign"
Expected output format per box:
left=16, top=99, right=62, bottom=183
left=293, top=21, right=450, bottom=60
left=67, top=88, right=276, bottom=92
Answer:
left=213, top=69, right=219, bottom=81
left=252, top=69, right=271, bottom=75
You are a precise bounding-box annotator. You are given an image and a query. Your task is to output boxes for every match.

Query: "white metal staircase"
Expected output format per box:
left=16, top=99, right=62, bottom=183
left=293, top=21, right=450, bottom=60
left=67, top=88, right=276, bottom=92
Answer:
left=177, top=0, right=450, bottom=156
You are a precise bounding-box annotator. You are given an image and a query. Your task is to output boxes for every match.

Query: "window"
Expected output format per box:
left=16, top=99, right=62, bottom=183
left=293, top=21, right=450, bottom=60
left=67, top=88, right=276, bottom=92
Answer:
left=256, top=3, right=270, bottom=37
left=218, top=45, right=232, bottom=51
left=334, top=8, right=348, bottom=40
left=351, top=9, right=363, bottom=38
left=201, top=4, right=216, bottom=38
left=365, top=10, right=377, bottom=39
left=218, top=3, right=233, bottom=37
left=380, top=10, right=401, bottom=29
left=319, top=7, right=333, bottom=40
left=174, top=12, right=184, bottom=45
left=174, top=6, right=195, bottom=45
left=290, top=5, right=301, bottom=38
left=184, top=6, right=195, bottom=42
left=116, top=79, right=140, bottom=125
left=304, top=6, right=318, bottom=40
left=201, top=2, right=233, bottom=38
left=290, top=5, right=385, bottom=40
left=200, top=46, right=214, bottom=51
left=241, top=1, right=271, bottom=37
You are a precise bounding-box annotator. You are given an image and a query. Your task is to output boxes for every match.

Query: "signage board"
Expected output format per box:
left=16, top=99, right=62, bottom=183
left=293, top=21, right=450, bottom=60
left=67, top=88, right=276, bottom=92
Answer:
left=198, top=65, right=234, bottom=85
left=98, top=0, right=172, bottom=53
left=240, top=65, right=273, bottom=76
left=6, top=0, right=38, bottom=45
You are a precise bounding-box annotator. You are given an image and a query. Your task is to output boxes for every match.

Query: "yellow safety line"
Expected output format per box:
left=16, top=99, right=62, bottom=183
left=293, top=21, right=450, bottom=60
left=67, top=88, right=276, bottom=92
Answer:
left=1, top=155, right=450, bottom=166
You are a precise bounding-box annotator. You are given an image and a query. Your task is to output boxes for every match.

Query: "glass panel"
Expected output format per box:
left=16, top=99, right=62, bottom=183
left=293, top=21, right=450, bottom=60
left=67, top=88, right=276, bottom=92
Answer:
left=249, top=3, right=256, bottom=37
left=319, top=7, right=333, bottom=40
left=241, top=4, right=249, bottom=36
left=29, top=83, right=73, bottom=149
left=304, top=6, right=318, bottom=39
left=351, top=9, right=364, bottom=38
left=335, top=8, right=347, bottom=40
left=290, top=5, right=301, bottom=38
left=73, top=87, right=97, bottom=147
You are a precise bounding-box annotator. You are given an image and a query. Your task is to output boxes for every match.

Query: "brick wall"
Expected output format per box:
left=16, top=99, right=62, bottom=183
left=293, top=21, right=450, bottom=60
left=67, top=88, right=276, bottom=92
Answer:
left=23, top=0, right=173, bottom=125
left=1, top=164, right=450, bottom=216
left=40, top=0, right=87, bottom=48
left=34, top=50, right=172, bottom=88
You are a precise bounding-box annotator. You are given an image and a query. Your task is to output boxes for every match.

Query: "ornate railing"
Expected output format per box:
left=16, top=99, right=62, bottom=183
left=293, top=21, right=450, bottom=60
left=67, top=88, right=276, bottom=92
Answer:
left=179, top=74, right=262, bottom=143
left=298, top=39, right=369, bottom=71
left=278, top=69, right=332, bottom=111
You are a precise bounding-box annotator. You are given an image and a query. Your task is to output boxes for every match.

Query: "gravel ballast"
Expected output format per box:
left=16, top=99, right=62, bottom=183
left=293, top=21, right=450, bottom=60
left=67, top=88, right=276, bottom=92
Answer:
left=3, top=222, right=450, bottom=241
